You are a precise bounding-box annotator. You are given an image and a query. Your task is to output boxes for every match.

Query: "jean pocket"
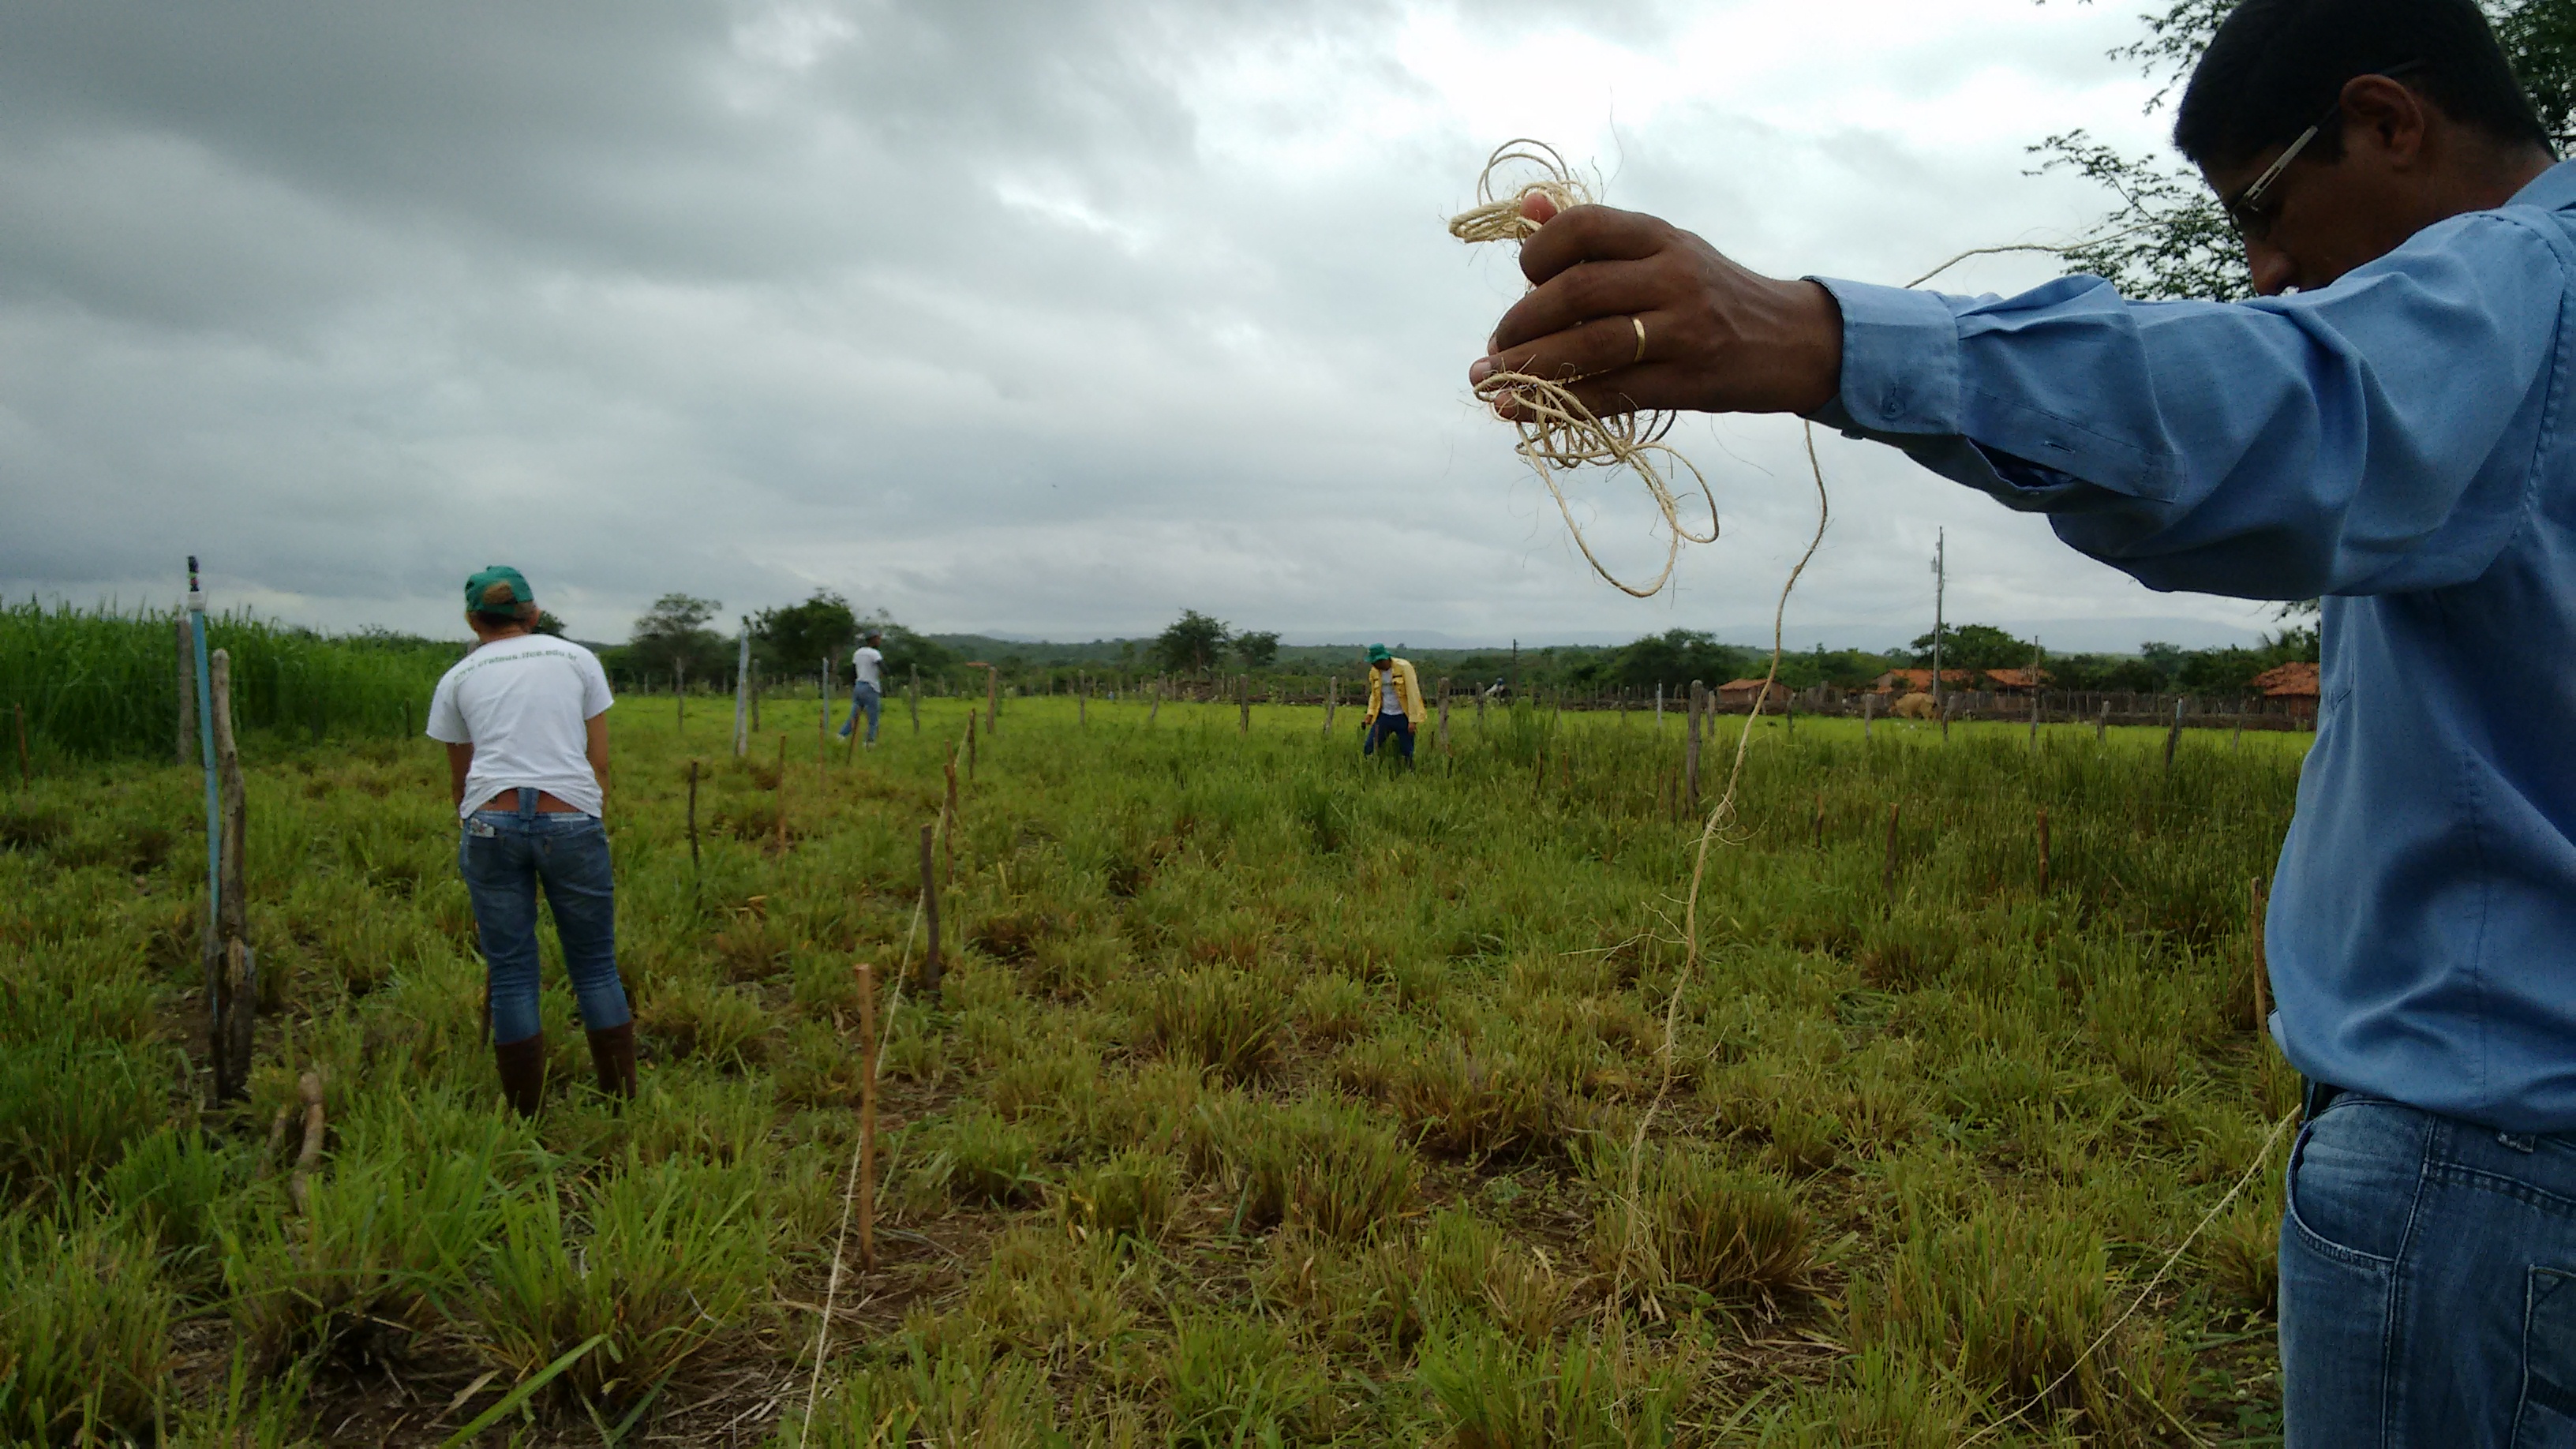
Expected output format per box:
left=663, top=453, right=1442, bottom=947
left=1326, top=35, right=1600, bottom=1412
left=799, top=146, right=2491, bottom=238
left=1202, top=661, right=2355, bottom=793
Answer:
left=2286, top=1102, right=2426, bottom=1267
left=2518, top=1268, right=2576, bottom=1446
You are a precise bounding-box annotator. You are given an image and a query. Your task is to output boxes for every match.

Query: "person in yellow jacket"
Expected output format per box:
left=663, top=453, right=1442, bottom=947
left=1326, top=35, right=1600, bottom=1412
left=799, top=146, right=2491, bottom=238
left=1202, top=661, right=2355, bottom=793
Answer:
left=1361, top=644, right=1425, bottom=765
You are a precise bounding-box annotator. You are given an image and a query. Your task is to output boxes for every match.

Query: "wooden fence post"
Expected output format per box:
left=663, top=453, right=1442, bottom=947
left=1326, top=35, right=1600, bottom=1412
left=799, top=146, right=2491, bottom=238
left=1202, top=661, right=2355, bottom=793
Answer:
left=1324, top=676, right=1335, bottom=736
left=917, top=824, right=943, bottom=1002
left=1438, top=678, right=1451, bottom=753
left=209, top=649, right=252, bottom=1101
left=1238, top=677, right=1250, bottom=737
left=2037, top=806, right=2051, bottom=893
left=910, top=665, right=921, bottom=736
left=1813, top=792, right=1825, bottom=849
left=2163, top=698, right=2185, bottom=773
left=1684, top=680, right=1705, bottom=809
left=686, top=760, right=701, bottom=873
left=732, top=626, right=751, bottom=757
left=1862, top=690, right=1875, bottom=743
left=1079, top=676, right=1088, bottom=728
left=986, top=665, right=998, bottom=736
left=772, top=736, right=788, bottom=855
left=175, top=617, right=196, bottom=766
left=2097, top=698, right=2109, bottom=742
left=1882, top=802, right=1901, bottom=901
left=676, top=664, right=685, bottom=730
left=943, top=747, right=960, bottom=886
left=856, top=961, right=878, bottom=1271
left=2251, top=877, right=2271, bottom=1032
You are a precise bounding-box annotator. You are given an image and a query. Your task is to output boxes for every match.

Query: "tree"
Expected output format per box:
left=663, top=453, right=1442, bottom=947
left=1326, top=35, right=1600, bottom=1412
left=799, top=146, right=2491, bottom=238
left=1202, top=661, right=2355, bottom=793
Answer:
left=2033, top=0, right=2576, bottom=305
left=1154, top=610, right=1231, bottom=673
left=752, top=590, right=860, bottom=677
left=627, top=593, right=729, bottom=683
left=1904, top=623, right=2035, bottom=672
left=1588, top=629, right=1758, bottom=693
left=1233, top=630, right=1281, bottom=670
left=532, top=610, right=567, bottom=638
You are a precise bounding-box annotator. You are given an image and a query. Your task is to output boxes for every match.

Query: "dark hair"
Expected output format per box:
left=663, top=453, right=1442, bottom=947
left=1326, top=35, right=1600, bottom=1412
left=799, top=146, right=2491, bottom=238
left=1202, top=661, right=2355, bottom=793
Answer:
left=2175, top=0, right=2549, bottom=170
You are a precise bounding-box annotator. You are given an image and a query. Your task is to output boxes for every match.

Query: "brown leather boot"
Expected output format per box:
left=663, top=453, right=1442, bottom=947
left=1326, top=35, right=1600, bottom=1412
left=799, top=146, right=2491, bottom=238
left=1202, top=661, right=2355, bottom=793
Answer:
left=494, top=1033, right=546, bottom=1118
left=586, top=1022, right=637, bottom=1103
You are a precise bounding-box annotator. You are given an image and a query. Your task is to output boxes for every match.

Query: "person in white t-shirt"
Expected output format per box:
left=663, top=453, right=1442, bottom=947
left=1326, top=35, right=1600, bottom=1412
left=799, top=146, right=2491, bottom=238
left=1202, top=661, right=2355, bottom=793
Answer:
left=839, top=630, right=886, bottom=747
left=424, top=566, right=635, bottom=1117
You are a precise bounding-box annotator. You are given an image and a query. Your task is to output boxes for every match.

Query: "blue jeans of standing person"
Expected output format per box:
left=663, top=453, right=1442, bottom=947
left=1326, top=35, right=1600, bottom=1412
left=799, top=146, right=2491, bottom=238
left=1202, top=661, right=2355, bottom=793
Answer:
left=459, top=789, right=630, bottom=1046
left=2282, top=1088, right=2576, bottom=1447
left=1364, top=710, right=1413, bottom=762
left=841, top=680, right=882, bottom=743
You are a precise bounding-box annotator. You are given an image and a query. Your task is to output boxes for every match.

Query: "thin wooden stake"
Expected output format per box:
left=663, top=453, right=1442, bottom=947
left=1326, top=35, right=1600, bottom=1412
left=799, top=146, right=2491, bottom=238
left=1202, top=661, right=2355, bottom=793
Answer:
left=2037, top=805, right=2051, bottom=894
left=287, top=1071, right=326, bottom=1217
left=943, top=747, right=960, bottom=886
left=2097, top=698, right=2110, bottom=742
left=2163, top=698, right=2185, bottom=773
left=1684, top=680, right=1704, bottom=809
left=686, top=760, right=701, bottom=872
left=966, top=713, right=978, bottom=781
left=918, top=824, right=943, bottom=1001
left=1882, top=802, right=1901, bottom=900
left=1813, top=792, right=1825, bottom=849
left=856, top=962, right=878, bottom=1271
left=210, top=650, right=250, bottom=1101
left=909, top=664, right=921, bottom=736
left=2251, top=876, right=2271, bottom=1032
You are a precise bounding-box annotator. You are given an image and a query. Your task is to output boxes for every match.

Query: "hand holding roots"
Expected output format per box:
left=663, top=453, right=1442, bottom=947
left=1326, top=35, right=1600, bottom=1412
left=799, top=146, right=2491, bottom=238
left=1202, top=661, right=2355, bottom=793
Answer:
left=1450, top=140, right=1718, bottom=597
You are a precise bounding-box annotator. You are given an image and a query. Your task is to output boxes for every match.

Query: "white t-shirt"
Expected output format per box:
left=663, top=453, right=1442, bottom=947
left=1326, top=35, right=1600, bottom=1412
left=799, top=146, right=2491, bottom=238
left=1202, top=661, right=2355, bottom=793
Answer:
left=852, top=646, right=883, bottom=688
left=1379, top=668, right=1403, bottom=714
left=426, top=635, right=615, bottom=819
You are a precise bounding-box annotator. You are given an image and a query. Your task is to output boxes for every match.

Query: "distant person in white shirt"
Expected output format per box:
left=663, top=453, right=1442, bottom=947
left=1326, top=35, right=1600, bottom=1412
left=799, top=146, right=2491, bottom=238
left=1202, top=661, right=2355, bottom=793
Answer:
left=424, top=566, right=635, bottom=1117
left=840, top=630, right=886, bottom=747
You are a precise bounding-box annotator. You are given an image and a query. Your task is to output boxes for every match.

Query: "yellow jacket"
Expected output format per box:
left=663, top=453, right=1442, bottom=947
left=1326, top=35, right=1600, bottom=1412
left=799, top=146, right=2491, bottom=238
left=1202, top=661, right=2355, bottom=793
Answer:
left=1367, top=658, right=1426, bottom=728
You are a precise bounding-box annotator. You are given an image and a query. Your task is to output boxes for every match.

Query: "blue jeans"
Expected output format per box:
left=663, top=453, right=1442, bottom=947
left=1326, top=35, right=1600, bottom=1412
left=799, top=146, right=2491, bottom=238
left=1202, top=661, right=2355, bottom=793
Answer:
left=458, top=790, right=630, bottom=1046
left=2282, top=1091, right=2576, bottom=1447
left=841, top=680, right=882, bottom=743
left=1363, top=710, right=1413, bottom=761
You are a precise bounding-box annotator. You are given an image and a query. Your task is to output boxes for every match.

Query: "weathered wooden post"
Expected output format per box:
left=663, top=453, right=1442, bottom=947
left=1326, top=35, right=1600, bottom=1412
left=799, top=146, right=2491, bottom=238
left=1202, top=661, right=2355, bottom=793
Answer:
left=1863, top=690, right=1875, bottom=743
left=1813, top=792, right=1825, bottom=849
left=985, top=665, right=998, bottom=736
left=1684, top=680, right=1705, bottom=808
left=1324, top=676, right=1335, bottom=736
left=1079, top=676, right=1088, bottom=728
left=1437, top=678, right=1451, bottom=753
left=2037, top=806, right=2051, bottom=894
left=1238, top=676, right=1250, bottom=737
left=1882, top=802, right=1901, bottom=901
left=732, top=623, right=752, bottom=757
left=2251, top=876, right=2271, bottom=1032
left=686, top=759, right=701, bottom=873
left=209, top=648, right=252, bottom=1101
left=2097, top=698, right=2110, bottom=742
left=2163, top=698, right=2185, bottom=773
left=917, top=824, right=943, bottom=1001
left=676, top=663, right=685, bottom=730
left=910, top=664, right=921, bottom=736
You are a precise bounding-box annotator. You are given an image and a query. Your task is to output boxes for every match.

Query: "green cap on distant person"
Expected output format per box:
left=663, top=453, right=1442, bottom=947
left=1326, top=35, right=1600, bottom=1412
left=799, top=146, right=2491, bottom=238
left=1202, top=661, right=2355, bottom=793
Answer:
left=464, top=565, right=534, bottom=612
left=1367, top=644, right=1391, bottom=664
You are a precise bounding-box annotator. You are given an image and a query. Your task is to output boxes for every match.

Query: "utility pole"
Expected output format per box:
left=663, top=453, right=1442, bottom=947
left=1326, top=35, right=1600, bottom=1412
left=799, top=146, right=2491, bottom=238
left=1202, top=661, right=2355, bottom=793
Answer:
left=1930, top=530, right=1946, bottom=722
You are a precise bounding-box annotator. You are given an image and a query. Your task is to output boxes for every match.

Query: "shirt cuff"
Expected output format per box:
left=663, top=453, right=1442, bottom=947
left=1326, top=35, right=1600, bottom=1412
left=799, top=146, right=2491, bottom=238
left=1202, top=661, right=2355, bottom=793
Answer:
left=1803, top=278, right=1964, bottom=437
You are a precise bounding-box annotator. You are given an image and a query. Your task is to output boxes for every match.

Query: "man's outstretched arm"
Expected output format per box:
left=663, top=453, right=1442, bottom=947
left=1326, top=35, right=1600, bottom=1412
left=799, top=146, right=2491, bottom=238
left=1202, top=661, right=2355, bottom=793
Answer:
left=1471, top=195, right=2565, bottom=601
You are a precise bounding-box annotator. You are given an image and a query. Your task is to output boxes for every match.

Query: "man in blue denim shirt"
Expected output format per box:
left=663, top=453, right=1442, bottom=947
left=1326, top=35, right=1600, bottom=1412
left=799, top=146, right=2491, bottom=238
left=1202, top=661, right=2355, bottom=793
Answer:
left=1470, top=0, right=2567, bottom=1437
left=426, top=567, right=637, bottom=1115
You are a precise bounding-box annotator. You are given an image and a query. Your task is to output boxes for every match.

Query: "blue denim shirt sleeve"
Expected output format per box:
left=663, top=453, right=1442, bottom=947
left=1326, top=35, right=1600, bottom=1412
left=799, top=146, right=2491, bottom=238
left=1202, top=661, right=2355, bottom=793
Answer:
left=1805, top=208, right=2568, bottom=601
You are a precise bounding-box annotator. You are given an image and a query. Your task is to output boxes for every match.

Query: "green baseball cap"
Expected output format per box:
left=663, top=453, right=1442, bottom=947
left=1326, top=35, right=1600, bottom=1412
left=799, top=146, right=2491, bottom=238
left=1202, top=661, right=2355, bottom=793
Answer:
left=1367, top=644, right=1390, bottom=663
left=464, top=565, right=534, bottom=612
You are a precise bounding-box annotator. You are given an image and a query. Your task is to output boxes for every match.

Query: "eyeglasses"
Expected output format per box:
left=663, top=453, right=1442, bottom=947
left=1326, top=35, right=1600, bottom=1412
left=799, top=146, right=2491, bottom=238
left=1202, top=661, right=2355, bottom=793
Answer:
left=2219, top=62, right=2426, bottom=243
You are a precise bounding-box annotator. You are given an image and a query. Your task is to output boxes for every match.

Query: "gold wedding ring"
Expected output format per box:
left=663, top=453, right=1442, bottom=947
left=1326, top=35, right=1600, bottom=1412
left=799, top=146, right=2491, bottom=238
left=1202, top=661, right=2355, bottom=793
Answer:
left=1630, top=314, right=1646, bottom=365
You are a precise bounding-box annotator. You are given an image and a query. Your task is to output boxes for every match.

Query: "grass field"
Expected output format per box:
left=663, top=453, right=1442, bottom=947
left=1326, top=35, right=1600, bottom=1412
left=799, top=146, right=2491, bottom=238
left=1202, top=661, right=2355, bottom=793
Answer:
left=0, top=687, right=2308, bottom=1446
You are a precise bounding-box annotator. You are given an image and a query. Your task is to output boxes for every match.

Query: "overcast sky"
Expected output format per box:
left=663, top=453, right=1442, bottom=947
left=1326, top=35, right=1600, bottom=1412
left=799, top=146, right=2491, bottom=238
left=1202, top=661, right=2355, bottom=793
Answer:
left=0, top=0, right=2290, bottom=653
